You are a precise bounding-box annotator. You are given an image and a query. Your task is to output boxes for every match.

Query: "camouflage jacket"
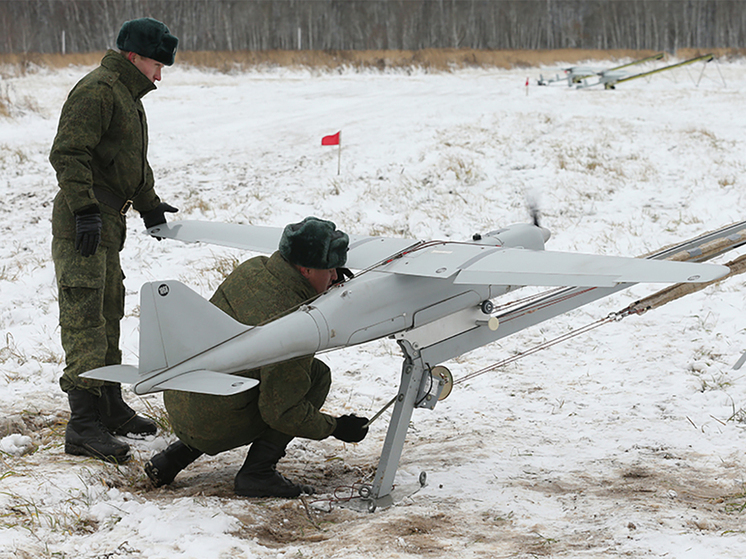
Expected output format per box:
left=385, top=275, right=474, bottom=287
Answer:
left=50, top=50, right=162, bottom=249
left=164, top=252, right=338, bottom=452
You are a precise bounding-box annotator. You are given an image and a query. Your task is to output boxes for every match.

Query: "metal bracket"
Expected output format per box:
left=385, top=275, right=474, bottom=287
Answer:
left=362, top=338, right=455, bottom=511
left=415, top=361, right=446, bottom=410
left=364, top=339, right=426, bottom=510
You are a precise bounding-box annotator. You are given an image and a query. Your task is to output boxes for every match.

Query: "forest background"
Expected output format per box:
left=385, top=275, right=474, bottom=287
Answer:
left=0, top=0, right=744, bottom=72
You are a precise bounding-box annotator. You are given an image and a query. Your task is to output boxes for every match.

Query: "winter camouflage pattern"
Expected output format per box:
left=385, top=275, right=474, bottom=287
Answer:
left=164, top=252, right=338, bottom=455
left=50, top=50, right=163, bottom=391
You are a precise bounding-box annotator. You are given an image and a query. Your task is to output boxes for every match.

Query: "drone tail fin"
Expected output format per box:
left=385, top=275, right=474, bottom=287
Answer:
left=137, top=280, right=249, bottom=376
left=81, top=281, right=256, bottom=395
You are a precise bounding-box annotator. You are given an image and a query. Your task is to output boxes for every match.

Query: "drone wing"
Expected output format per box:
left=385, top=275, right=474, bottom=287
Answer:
left=377, top=243, right=729, bottom=287
left=149, top=220, right=728, bottom=287
left=147, top=220, right=419, bottom=270
left=147, top=221, right=284, bottom=253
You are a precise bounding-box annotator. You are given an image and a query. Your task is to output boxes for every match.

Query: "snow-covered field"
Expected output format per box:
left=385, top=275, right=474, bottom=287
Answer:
left=1, top=56, right=745, bottom=558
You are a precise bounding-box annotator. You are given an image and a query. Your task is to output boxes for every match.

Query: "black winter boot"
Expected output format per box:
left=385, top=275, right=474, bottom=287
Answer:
left=234, top=439, right=315, bottom=498
left=144, top=440, right=204, bottom=487
left=65, top=389, right=131, bottom=463
left=98, top=384, right=157, bottom=437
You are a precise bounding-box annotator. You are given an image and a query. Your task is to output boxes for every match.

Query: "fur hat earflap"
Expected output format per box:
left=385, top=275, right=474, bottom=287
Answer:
left=117, top=18, right=178, bottom=66
left=279, top=217, right=349, bottom=269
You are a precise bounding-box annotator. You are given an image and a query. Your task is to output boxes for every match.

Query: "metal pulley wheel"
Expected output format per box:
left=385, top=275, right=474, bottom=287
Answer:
left=431, top=365, right=453, bottom=400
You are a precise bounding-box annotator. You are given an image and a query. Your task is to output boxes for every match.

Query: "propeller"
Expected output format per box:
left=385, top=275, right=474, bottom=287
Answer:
left=525, top=189, right=541, bottom=227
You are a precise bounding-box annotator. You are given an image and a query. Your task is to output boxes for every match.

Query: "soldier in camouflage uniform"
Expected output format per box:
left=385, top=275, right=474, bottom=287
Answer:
left=145, top=217, right=370, bottom=498
left=50, top=18, right=179, bottom=463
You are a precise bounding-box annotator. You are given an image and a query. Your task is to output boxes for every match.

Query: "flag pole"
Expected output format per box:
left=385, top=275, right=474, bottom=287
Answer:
left=337, top=131, right=342, bottom=175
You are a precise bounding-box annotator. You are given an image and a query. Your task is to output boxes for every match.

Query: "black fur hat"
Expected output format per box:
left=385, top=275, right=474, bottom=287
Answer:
left=116, top=18, right=178, bottom=66
left=279, top=217, right=349, bottom=269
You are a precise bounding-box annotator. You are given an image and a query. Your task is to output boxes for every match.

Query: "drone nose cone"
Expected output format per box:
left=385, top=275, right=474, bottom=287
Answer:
left=539, top=226, right=551, bottom=242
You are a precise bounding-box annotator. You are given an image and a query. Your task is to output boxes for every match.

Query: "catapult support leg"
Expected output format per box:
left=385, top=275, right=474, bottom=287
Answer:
left=369, top=347, right=427, bottom=507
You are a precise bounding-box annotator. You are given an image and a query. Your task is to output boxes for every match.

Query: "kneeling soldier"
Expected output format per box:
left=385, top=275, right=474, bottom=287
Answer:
left=145, top=217, right=369, bottom=497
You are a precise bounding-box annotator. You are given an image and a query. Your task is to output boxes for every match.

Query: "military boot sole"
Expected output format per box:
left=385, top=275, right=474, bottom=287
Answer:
left=234, top=485, right=305, bottom=498
left=65, top=441, right=131, bottom=464
left=235, top=473, right=315, bottom=498
left=144, top=460, right=172, bottom=487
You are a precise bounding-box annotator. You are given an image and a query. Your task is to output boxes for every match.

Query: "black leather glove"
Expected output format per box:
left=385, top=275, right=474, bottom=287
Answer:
left=332, top=267, right=354, bottom=285
left=74, top=207, right=102, bottom=258
left=142, top=202, right=179, bottom=230
left=332, top=414, right=369, bottom=443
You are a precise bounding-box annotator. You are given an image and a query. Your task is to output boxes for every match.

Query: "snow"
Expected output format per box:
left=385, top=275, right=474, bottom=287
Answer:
left=0, top=434, right=33, bottom=456
left=1, top=56, right=745, bottom=558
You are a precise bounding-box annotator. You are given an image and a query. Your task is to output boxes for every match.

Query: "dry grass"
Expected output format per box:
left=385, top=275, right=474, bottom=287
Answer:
left=0, top=47, right=741, bottom=72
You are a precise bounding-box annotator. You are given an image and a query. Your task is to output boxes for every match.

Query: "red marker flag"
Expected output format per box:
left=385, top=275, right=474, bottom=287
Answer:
left=321, top=131, right=342, bottom=174
left=321, top=131, right=341, bottom=146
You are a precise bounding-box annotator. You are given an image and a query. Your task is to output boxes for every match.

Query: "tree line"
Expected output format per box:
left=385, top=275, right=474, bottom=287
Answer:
left=1, top=0, right=743, bottom=54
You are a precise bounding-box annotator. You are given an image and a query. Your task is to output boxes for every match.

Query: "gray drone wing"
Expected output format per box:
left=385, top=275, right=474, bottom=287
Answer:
left=147, top=220, right=419, bottom=270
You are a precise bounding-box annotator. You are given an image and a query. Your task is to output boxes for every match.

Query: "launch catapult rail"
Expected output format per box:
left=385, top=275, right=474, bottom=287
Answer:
left=455, top=220, right=746, bottom=386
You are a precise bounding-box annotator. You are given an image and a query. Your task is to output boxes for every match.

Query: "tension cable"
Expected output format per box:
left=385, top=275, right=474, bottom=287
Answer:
left=454, top=313, right=619, bottom=386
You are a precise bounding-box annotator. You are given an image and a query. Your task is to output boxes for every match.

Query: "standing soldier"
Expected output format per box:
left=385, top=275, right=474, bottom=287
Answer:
left=50, top=18, right=180, bottom=463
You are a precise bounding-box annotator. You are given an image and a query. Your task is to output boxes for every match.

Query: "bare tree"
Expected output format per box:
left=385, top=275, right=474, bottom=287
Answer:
left=0, top=0, right=741, bottom=55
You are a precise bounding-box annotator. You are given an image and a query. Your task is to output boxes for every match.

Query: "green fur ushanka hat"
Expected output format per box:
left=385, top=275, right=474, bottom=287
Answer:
left=279, top=217, right=349, bottom=269
left=116, top=18, right=178, bottom=66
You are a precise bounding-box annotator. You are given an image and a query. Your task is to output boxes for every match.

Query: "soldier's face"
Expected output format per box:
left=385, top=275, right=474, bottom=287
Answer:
left=301, top=267, right=338, bottom=294
left=128, top=53, right=164, bottom=83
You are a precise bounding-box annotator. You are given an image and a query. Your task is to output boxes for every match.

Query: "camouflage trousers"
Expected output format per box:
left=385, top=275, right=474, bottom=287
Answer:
left=165, top=359, right=332, bottom=455
left=52, top=237, right=124, bottom=395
